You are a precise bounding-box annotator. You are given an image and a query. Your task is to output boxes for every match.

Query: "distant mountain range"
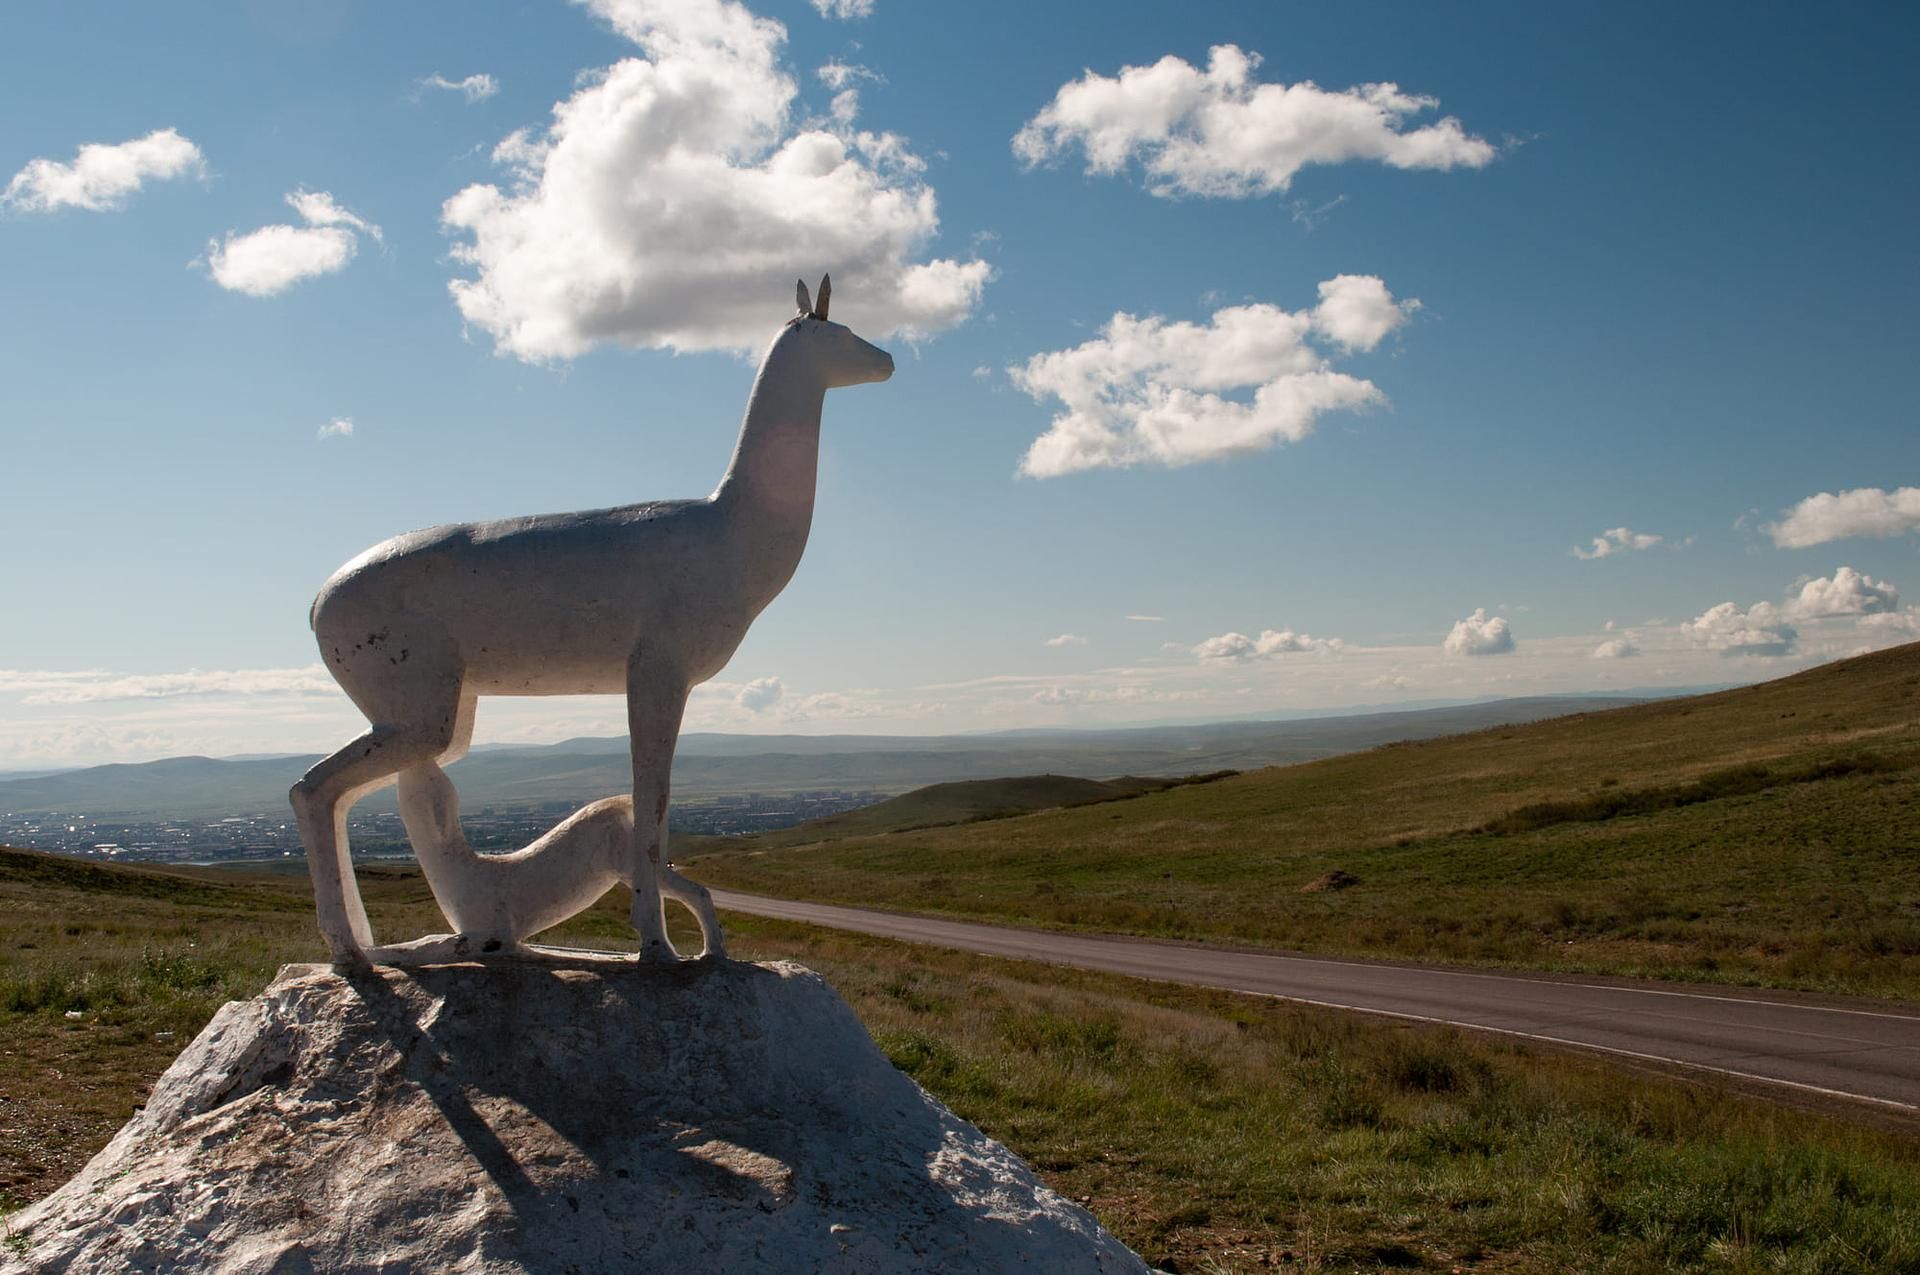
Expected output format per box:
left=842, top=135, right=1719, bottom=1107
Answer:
left=0, top=696, right=1645, bottom=822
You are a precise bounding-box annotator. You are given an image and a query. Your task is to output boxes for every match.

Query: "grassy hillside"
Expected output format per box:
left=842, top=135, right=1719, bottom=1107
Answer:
left=698, top=770, right=1237, bottom=852
left=689, top=642, right=1920, bottom=997
left=3, top=846, right=1917, bottom=1272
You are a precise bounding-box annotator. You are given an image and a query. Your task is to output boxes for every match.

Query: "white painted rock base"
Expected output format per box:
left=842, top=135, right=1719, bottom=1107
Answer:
left=3, top=957, right=1148, bottom=1274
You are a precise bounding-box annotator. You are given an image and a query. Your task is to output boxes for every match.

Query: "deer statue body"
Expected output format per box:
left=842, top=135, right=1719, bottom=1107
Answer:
left=291, top=278, right=893, bottom=968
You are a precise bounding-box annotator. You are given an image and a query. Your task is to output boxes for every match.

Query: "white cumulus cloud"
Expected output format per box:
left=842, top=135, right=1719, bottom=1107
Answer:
left=1013, top=44, right=1495, bottom=199
left=1311, top=274, right=1421, bottom=351
left=1573, top=527, right=1663, bottom=560
left=1194, top=629, right=1343, bottom=661
left=205, top=189, right=381, bottom=297
left=1862, top=608, right=1920, bottom=639
left=1592, top=637, right=1638, bottom=659
left=1011, top=277, right=1414, bottom=477
left=1043, top=634, right=1088, bottom=648
left=3, top=127, right=204, bottom=213
left=439, top=0, right=988, bottom=359
left=1683, top=602, right=1796, bottom=657
left=1767, top=486, right=1920, bottom=549
left=421, top=73, right=499, bottom=103
left=1443, top=609, right=1513, bottom=656
left=735, top=676, right=785, bottom=712
left=317, top=417, right=354, bottom=440
left=1784, top=566, right=1898, bottom=619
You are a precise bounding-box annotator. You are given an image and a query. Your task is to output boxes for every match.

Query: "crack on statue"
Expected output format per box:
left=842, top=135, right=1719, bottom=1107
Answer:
left=288, top=278, right=893, bottom=972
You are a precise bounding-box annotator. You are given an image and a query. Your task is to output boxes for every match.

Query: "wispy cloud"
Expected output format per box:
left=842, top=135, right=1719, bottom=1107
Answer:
left=1573, top=527, right=1663, bottom=560
left=317, top=417, right=354, bottom=440
left=1043, top=633, right=1089, bottom=648
left=810, top=0, right=875, bottom=18
left=3, top=128, right=204, bottom=213
left=420, top=72, right=499, bottom=103
left=0, top=665, right=339, bottom=705
left=817, top=60, right=882, bottom=91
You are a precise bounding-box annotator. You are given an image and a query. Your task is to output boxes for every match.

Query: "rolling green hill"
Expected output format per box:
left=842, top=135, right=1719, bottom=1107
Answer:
left=689, top=641, right=1920, bottom=997
left=700, top=770, right=1237, bottom=852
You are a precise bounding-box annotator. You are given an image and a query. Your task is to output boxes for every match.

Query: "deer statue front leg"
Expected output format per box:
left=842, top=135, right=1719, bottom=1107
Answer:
left=626, top=654, right=688, bottom=963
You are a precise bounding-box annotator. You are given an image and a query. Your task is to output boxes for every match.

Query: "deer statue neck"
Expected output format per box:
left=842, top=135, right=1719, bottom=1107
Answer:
left=711, top=329, right=829, bottom=594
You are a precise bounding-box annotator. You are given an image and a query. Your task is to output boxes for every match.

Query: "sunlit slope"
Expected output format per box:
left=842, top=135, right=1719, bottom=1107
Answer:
left=696, top=771, right=1235, bottom=854
left=689, top=642, right=1920, bottom=996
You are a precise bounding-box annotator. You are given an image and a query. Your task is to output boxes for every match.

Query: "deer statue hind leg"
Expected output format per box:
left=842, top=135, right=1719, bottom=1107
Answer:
left=626, top=656, right=691, bottom=964
left=292, top=624, right=467, bottom=969
left=293, top=720, right=460, bottom=968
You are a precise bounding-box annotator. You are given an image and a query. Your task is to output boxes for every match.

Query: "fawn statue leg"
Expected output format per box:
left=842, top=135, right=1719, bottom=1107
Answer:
left=627, top=664, right=688, bottom=963
left=397, top=760, right=496, bottom=938
left=661, top=866, right=726, bottom=960
left=400, top=765, right=630, bottom=954
left=396, top=693, right=491, bottom=935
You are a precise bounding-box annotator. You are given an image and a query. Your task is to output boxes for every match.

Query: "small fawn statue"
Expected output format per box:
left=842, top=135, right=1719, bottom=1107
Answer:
left=291, top=277, right=893, bottom=968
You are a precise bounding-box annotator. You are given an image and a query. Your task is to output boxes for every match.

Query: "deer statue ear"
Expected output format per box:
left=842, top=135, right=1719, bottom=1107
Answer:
left=815, top=274, right=831, bottom=321
left=795, top=278, right=812, bottom=316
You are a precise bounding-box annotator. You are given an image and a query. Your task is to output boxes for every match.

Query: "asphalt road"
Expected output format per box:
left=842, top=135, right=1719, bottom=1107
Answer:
left=712, top=889, right=1920, bottom=1113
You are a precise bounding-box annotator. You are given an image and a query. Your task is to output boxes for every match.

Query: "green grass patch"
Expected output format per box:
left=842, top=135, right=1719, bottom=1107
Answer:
left=736, top=916, right=1920, bottom=1274
left=689, top=642, right=1920, bottom=998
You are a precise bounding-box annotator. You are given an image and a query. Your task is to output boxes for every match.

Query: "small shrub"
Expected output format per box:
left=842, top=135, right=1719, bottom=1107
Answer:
left=1386, top=1045, right=1461, bottom=1094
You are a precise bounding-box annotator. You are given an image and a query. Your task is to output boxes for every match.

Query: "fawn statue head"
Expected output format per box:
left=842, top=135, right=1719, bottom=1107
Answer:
left=782, top=275, right=895, bottom=389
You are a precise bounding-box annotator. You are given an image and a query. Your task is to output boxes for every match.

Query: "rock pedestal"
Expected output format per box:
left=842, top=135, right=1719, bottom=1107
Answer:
left=4, top=957, right=1147, bottom=1273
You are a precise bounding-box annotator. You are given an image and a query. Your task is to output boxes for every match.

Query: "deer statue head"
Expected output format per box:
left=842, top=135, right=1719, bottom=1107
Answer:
left=787, top=274, right=895, bottom=388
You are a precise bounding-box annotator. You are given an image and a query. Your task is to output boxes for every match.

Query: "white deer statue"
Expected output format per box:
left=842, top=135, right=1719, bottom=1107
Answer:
left=291, top=277, right=893, bottom=969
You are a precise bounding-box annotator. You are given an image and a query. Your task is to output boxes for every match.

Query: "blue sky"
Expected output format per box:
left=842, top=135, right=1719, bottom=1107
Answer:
left=2, top=0, right=1917, bottom=767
